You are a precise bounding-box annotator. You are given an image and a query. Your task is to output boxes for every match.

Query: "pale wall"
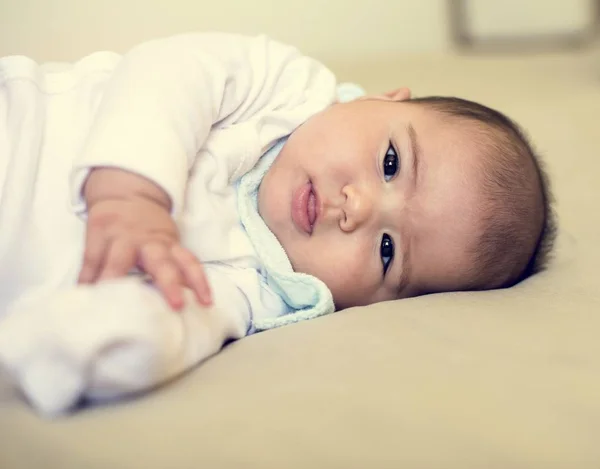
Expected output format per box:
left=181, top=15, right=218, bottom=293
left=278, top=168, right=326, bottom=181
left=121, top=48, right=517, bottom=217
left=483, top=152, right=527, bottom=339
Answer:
left=0, top=0, right=594, bottom=63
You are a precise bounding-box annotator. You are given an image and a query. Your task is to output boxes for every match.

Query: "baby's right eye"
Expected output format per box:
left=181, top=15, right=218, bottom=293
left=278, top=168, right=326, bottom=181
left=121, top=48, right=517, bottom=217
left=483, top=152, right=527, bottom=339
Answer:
left=383, top=144, right=400, bottom=182
left=380, top=233, right=394, bottom=275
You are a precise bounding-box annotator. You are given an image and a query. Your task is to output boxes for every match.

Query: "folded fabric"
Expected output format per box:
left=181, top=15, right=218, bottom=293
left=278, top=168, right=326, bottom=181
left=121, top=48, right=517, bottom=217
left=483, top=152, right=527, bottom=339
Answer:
left=0, top=269, right=250, bottom=417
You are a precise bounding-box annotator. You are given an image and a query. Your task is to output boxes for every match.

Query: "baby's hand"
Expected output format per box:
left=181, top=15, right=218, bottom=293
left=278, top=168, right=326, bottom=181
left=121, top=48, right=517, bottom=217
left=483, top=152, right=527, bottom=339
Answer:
left=77, top=195, right=212, bottom=310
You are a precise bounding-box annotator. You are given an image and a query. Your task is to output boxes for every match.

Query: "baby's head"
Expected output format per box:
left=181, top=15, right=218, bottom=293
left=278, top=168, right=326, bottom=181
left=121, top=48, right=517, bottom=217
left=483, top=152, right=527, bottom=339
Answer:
left=258, top=89, right=556, bottom=310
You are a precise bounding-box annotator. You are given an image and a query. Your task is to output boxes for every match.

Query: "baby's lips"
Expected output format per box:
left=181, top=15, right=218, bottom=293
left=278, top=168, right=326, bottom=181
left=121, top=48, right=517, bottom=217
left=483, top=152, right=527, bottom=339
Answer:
left=308, top=189, right=317, bottom=227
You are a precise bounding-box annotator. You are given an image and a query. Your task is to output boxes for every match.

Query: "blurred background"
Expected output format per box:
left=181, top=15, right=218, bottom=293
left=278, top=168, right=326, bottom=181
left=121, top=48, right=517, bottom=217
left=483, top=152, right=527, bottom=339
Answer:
left=0, top=0, right=597, bottom=63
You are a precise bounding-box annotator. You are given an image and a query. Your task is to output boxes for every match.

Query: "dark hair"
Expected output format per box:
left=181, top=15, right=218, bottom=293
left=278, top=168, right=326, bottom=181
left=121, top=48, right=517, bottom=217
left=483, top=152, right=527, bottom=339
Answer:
left=408, top=96, right=557, bottom=290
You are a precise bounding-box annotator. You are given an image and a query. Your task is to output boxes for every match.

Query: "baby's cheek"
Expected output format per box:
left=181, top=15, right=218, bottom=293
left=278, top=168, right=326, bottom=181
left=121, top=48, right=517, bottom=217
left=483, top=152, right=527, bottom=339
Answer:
left=289, top=237, right=374, bottom=308
left=324, top=262, right=376, bottom=310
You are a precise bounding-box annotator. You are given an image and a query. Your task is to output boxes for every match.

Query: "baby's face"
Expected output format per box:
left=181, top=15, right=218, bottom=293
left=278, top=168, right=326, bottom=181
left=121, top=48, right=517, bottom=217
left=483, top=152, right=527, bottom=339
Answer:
left=258, top=97, right=485, bottom=309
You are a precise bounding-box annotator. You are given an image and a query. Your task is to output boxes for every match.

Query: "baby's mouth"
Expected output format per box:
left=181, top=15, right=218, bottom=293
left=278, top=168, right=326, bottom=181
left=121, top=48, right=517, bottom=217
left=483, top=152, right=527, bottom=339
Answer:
left=291, top=182, right=318, bottom=235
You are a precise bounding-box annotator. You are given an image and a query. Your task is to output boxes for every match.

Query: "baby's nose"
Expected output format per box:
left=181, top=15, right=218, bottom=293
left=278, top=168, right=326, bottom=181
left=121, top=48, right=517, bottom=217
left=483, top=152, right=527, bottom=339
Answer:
left=339, top=184, right=373, bottom=232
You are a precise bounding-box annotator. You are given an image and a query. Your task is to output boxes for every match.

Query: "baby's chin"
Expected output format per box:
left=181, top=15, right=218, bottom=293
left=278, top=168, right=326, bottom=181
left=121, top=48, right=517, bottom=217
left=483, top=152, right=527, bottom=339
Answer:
left=256, top=186, right=297, bottom=266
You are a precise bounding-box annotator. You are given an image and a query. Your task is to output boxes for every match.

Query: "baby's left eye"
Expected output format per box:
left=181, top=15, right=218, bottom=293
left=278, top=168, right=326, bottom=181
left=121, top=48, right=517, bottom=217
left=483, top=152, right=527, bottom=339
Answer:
left=383, top=144, right=400, bottom=182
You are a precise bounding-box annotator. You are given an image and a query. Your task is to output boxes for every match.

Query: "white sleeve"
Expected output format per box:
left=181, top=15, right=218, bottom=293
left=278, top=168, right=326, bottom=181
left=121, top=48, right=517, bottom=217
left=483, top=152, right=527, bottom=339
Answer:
left=0, top=267, right=252, bottom=417
left=69, top=32, right=337, bottom=216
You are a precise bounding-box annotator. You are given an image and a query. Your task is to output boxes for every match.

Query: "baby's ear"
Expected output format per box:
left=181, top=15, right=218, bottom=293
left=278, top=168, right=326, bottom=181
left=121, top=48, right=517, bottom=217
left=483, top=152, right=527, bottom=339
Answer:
left=360, top=87, right=411, bottom=102
left=382, top=87, right=412, bottom=101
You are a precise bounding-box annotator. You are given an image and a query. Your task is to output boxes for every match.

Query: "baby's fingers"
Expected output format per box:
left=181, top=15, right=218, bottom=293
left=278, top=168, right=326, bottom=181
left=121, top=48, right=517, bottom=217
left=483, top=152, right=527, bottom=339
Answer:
left=140, top=242, right=185, bottom=310
left=171, top=244, right=212, bottom=306
left=78, top=229, right=108, bottom=284
left=96, top=239, right=137, bottom=281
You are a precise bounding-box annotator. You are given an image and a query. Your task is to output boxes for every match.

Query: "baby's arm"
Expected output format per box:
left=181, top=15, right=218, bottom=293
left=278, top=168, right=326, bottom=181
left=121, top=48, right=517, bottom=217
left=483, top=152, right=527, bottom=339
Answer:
left=0, top=265, right=250, bottom=416
left=70, top=32, right=336, bottom=218
left=79, top=167, right=212, bottom=310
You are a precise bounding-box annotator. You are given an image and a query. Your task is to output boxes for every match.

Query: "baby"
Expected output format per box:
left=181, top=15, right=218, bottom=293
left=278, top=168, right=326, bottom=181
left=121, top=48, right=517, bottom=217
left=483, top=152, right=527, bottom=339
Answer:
left=0, top=32, right=555, bottom=415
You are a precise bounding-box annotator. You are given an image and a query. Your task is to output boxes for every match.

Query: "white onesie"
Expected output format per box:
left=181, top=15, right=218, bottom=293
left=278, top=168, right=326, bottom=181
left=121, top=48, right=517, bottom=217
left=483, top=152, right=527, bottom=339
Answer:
left=0, top=32, right=347, bottom=416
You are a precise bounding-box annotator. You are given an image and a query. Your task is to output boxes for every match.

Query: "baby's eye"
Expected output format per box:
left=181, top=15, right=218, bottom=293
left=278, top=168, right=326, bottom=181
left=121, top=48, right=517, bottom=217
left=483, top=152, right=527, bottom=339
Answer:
left=380, top=233, right=394, bottom=275
left=383, top=144, right=400, bottom=182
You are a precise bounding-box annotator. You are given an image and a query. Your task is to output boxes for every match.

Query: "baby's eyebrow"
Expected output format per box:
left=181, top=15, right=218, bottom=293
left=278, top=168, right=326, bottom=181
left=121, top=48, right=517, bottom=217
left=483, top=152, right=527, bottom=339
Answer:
left=408, top=123, right=421, bottom=188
